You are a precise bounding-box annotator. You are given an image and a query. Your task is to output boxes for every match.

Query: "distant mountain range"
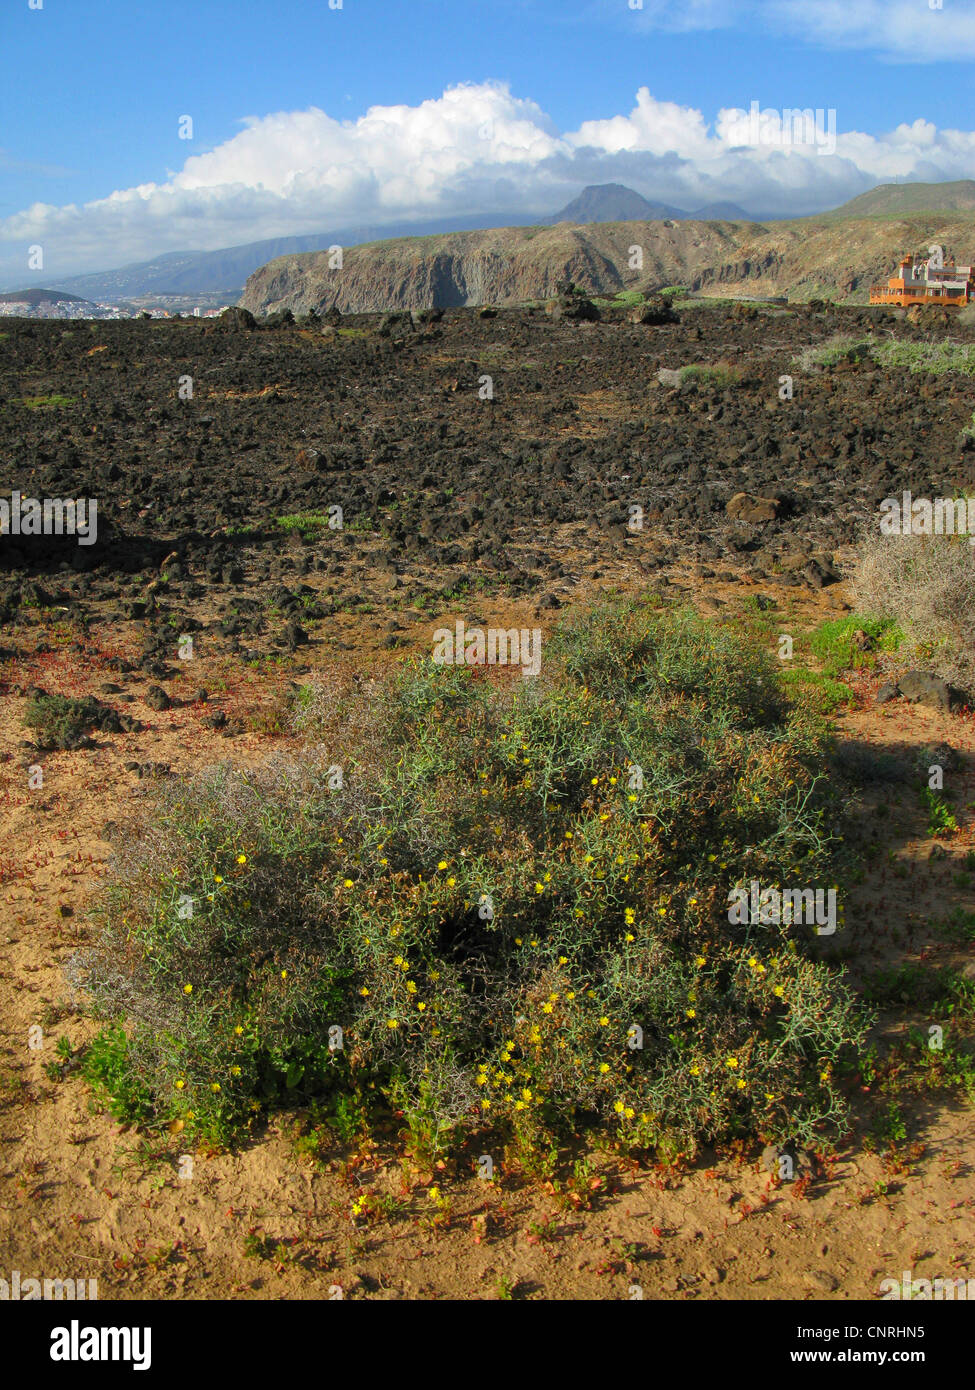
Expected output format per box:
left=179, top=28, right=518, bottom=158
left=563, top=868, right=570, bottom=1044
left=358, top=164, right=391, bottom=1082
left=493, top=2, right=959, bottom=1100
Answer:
left=5, top=179, right=975, bottom=306
left=548, top=183, right=752, bottom=224
left=0, top=184, right=763, bottom=304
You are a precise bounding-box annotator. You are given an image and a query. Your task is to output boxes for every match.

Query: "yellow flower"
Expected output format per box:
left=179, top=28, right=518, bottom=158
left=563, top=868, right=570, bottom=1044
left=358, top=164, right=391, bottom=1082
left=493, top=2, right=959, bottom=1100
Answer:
left=343, top=878, right=354, bottom=888
left=737, top=1079, right=746, bottom=1090
left=387, top=1018, right=399, bottom=1029
left=625, top=933, right=635, bottom=943
left=183, top=984, right=193, bottom=995
left=614, top=1100, right=625, bottom=1114
left=624, top=1107, right=634, bottom=1119
left=534, top=882, right=544, bottom=894
left=234, top=1025, right=244, bottom=1035
left=237, top=854, right=247, bottom=865
left=599, top=1016, right=609, bottom=1026
left=690, top=1064, right=700, bottom=1077
left=437, top=861, right=448, bottom=871
left=686, top=1008, right=696, bottom=1019
left=214, top=875, right=223, bottom=884
left=447, top=877, right=456, bottom=887
left=542, top=1002, right=554, bottom=1014
left=558, top=955, right=568, bottom=965
left=281, top=970, right=288, bottom=980
left=748, top=957, right=758, bottom=967
left=406, top=981, right=417, bottom=994
left=175, top=1079, right=185, bottom=1090
left=566, top=992, right=576, bottom=1001
left=521, top=1088, right=532, bottom=1101
left=599, top=1062, right=610, bottom=1074
left=231, top=1066, right=241, bottom=1077
left=725, top=1056, right=738, bottom=1069
left=695, top=956, right=706, bottom=968
left=211, top=1082, right=221, bottom=1093
left=359, top=987, right=370, bottom=997
left=773, top=985, right=785, bottom=998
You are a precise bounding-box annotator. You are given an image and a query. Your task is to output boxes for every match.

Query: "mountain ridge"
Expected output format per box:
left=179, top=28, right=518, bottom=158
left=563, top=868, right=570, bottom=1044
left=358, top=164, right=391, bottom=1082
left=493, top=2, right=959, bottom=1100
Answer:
left=8, top=180, right=975, bottom=307
left=240, top=210, right=975, bottom=315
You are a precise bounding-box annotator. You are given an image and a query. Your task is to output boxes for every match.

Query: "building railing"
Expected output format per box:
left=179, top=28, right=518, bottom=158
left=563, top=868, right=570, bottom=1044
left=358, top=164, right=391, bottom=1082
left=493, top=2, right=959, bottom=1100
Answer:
left=869, top=286, right=969, bottom=305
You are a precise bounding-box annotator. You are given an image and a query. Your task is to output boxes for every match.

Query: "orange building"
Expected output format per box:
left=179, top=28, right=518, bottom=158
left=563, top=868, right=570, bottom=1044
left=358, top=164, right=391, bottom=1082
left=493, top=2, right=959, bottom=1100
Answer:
left=870, top=247, right=973, bottom=307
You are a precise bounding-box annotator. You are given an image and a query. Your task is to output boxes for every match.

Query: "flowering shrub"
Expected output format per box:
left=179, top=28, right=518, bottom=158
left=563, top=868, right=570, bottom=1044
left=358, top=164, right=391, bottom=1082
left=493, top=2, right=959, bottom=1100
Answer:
left=78, top=600, right=867, bottom=1156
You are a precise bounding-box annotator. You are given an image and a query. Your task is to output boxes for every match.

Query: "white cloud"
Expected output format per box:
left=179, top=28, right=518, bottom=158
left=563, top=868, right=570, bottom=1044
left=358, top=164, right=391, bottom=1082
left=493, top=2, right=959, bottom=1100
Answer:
left=624, top=0, right=975, bottom=61
left=771, top=0, right=975, bottom=62
left=3, top=81, right=975, bottom=283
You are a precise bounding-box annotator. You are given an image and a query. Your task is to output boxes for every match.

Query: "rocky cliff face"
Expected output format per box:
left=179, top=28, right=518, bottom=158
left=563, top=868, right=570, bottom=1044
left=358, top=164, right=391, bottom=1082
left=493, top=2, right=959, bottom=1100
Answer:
left=240, top=214, right=975, bottom=315
left=240, top=221, right=756, bottom=315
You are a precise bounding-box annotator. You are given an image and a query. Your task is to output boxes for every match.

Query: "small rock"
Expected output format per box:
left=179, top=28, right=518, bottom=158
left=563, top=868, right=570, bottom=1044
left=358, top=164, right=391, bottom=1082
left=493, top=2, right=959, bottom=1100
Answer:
left=897, top=670, right=959, bottom=712
left=656, top=368, right=684, bottom=389
left=726, top=492, right=781, bottom=524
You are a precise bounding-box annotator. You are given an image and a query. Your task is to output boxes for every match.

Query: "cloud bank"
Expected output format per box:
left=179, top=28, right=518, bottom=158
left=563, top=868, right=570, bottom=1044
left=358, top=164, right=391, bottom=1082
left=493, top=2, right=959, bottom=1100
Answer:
left=4, top=81, right=975, bottom=283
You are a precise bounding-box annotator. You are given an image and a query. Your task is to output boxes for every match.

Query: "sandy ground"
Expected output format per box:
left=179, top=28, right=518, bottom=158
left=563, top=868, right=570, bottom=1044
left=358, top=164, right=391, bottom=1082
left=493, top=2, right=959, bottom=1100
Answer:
left=1, top=573, right=973, bottom=1301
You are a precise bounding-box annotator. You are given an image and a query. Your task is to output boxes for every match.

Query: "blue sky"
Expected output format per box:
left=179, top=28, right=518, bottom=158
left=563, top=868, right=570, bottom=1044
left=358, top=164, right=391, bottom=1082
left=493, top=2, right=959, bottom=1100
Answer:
left=2, top=0, right=974, bottom=281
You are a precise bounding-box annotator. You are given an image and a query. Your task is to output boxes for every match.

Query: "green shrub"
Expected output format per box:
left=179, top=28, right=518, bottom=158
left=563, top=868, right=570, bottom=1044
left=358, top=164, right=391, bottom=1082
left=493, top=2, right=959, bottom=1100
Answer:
left=922, top=788, right=958, bottom=837
left=20, top=394, right=77, bottom=410
left=873, top=340, right=975, bottom=376
left=678, top=362, right=744, bottom=388
left=74, top=601, right=868, bottom=1156
left=779, top=668, right=854, bottom=714
left=274, top=512, right=331, bottom=534
left=807, top=615, right=903, bottom=677
left=25, top=693, right=121, bottom=751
